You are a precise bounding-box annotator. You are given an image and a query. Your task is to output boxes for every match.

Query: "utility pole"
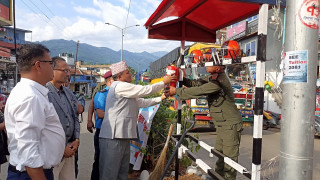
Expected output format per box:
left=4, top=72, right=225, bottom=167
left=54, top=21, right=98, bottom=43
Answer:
left=175, top=41, right=185, bottom=180
left=105, top=23, right=140, bottom=61
left=251, top=4, right=268, bottom=180
left=121, top=29, right=124, bottom=62
left=75, top=40, right=79, bottom=62
left=74, top=40, right=79, bottom=92
left=13, top=0, right=17, bottom=85
left=279, top=0, right=319, bottom=179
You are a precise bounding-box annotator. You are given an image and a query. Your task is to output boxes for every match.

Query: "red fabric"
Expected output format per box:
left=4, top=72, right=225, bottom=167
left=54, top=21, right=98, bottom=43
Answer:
left=195, top=115, right=212, bottom=121
left=145, top=0, right=260, bottom=42
left=103, top=70, right=112, bottom=79
left=0, top=4, right=9, bottom=20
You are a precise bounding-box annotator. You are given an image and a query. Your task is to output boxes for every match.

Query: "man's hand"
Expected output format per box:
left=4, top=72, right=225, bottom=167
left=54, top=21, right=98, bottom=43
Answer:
left=77, top=103, right=84, bottom=114
left=64, top=146, right=75, bottom=158
left=161, top=93, right=167, bottom=100
left=87, top=99, right=95, bottom=133
left=0, top=101, right=4, bottom=112
left=87, top=120, right=94, bottom=133
left=163, top=74, right=177, bottom=84
left=70, top=140, right=80, bottom=152
left=26, top=167, right=46, bottom=180
left=169, top=86, right=176, bottom=96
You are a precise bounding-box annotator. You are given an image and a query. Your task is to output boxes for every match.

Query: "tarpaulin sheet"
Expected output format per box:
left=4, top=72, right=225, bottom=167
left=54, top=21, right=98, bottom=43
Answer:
left=145, top=0, right=283, bottom=42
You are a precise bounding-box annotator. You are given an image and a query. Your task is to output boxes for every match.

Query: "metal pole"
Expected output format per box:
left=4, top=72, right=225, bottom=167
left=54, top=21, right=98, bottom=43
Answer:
left=13, top=0, right=18, bottom=85
left=121, top=29, right=124, bottom=62
left=279, top=0, right=318, bottom=179
left=251, top=4, right=268, bottom=180
left=174, top=41, right=185, bottom=180
left=105, top=23, right=139, bottom=62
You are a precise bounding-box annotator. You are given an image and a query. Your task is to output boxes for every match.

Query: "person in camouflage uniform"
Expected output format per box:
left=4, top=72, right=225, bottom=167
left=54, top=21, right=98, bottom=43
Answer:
left=169, top=65, right=242, bottom=180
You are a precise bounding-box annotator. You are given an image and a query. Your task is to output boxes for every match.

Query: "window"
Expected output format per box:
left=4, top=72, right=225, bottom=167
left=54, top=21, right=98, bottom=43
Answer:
left=245, top=40, right=256, bottom=56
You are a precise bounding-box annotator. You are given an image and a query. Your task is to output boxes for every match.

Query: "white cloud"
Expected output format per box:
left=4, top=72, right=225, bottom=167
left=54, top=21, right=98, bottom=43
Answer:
left=119, top=0, right=130, bottom=8
left=16, top=0, right=184, bottom=53
left=73, top=6, right=102, bottom=18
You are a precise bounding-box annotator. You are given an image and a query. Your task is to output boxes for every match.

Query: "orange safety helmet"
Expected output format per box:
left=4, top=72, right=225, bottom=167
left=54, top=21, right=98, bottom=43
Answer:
left=191, top=49, right=203, bottom=63
left=203, top=52, right=211, bottom=62
left=222, top=40, right=241, bottom=59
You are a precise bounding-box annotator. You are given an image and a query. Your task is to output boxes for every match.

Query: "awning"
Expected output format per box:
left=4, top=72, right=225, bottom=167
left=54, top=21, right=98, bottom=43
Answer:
left=145, top=0, right=283, bottom=42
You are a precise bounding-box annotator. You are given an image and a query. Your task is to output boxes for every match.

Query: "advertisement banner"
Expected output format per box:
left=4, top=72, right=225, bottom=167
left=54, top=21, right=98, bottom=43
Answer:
left=226, top=21, right=247, bottom=40
left=0, top=1, right=9, bottom=21
left=129, top=104, right=160, bottom=170
left=283, top=50, right=308, bottom=83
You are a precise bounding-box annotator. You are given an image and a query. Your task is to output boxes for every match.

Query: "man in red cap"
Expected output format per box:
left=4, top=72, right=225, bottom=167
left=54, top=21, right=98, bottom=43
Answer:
left=88, top=70, right=113, bottom=180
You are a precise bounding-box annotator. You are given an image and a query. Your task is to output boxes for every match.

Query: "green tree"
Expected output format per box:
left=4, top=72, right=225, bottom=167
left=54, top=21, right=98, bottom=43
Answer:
left=128, top=66, right=136, bottom=76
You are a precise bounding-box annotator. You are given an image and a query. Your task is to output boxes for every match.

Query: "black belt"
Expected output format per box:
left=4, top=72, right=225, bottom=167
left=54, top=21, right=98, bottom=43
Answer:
left=9, top=164, right=53, bottom=174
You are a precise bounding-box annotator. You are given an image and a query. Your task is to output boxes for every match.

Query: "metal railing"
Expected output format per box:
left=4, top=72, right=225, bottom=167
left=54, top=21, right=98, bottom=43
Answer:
left=160, top=118, right=251, bottom=180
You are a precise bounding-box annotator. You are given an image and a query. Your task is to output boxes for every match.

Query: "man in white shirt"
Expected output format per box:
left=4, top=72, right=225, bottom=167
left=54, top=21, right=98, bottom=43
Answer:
left=4, top=44, right=65, bottom=180
left=99, top=61, right=175, bottom=180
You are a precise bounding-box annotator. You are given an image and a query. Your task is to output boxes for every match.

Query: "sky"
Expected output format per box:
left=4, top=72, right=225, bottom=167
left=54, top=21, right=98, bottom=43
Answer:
left=15, top=0, right=187, bottom=53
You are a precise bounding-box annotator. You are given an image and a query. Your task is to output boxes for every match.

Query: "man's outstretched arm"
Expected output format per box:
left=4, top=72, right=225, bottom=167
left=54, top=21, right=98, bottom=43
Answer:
left=87, top=99, right=95, bottom=133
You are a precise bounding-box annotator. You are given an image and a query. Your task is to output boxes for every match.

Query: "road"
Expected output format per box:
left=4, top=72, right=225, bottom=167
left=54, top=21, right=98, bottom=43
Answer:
left=1, top=99, right=320, bottom=179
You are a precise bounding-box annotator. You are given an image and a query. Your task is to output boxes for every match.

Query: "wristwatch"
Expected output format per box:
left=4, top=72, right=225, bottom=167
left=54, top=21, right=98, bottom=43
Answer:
left=75, top=138, right=80, bottom=142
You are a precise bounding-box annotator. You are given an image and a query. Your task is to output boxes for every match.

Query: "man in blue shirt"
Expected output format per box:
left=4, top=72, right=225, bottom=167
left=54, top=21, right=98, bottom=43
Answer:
left=91, top=70, right=113, bottom=180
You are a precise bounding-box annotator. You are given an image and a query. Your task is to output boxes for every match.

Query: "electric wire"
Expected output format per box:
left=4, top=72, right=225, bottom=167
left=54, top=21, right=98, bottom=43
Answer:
left=37, top=0, right=74, bottom=37
left=25, top=0, right=73, bottom=39
left=31, top=0, right=73, bottom=38
left=123, top=0, right=132, bottom=35
left=20, top=0, right=79, bottom=58
left=21, top=0, right=50, bottom=24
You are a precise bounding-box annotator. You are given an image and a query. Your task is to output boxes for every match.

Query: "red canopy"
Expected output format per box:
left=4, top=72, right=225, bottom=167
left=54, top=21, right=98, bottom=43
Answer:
left=145, top=0, right=264, bottom=42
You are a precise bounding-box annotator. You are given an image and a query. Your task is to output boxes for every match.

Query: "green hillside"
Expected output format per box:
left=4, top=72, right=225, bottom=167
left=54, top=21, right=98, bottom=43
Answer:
left=37, top=39, right=167, bottom=71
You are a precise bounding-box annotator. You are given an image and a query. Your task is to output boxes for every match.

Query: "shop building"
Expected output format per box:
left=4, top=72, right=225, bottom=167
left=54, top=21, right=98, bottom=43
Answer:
left=226, top=9, right=285, bottom=114
left=0, top=27, right=32, bottom=95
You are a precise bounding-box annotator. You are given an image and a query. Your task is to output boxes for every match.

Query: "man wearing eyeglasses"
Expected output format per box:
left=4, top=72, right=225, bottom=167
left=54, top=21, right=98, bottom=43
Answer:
left=4, top=44, right=65, bottom=180
left=46, top=56, right=80, bottom=180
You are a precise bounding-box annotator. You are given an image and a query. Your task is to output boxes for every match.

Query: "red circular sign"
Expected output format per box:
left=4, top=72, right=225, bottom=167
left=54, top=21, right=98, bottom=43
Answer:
left=298, top=0, right=319, bottom=29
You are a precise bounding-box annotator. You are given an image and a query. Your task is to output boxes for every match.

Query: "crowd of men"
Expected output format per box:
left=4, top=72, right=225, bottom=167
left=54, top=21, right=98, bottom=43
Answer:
left=1, top=43, right=242, bottom=180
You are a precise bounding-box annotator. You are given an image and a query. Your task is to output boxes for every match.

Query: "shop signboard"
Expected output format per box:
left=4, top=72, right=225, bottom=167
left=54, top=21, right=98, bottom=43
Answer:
left=319, top=17, right=320, bottom=33
left=240, top=109, right=254, bottom=117
left=0, top=0, right=12, bottom=26
left=226, top=21, right=247, bottom=40
left=316, top=89, right=320, bottom=116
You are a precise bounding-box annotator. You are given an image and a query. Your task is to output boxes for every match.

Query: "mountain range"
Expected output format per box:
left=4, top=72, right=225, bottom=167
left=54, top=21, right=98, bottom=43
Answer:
left=37, top=39, right=168, bottom=71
